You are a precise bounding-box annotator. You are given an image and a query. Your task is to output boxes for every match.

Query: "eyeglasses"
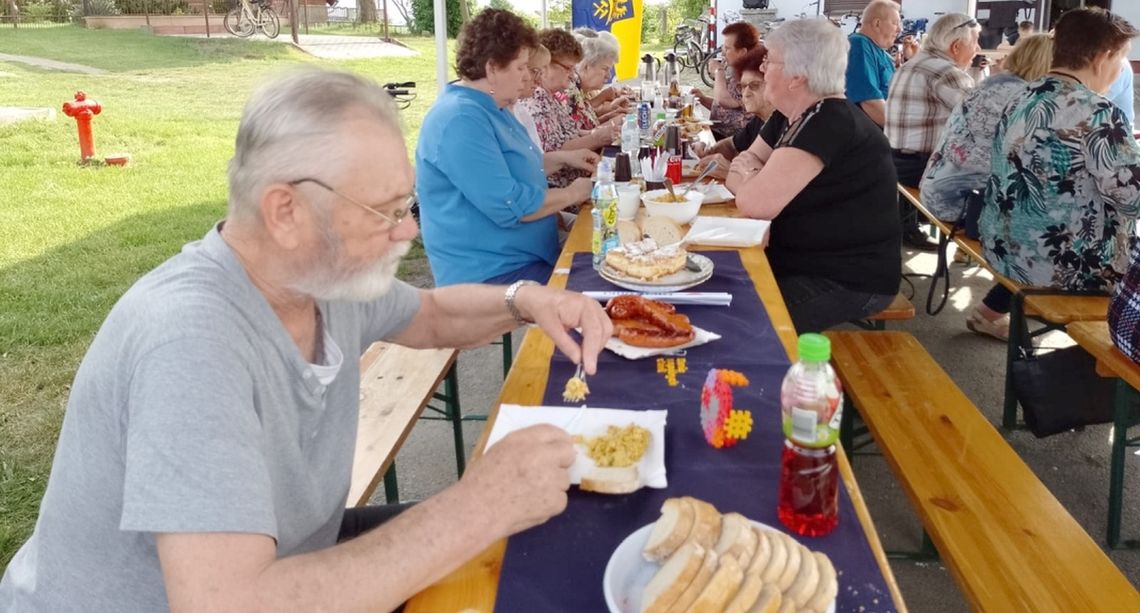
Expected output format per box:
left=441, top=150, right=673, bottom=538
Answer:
left=740, top=80, right=764, bottom=92
left=550, top=59, right=576, bottom=73
left=760, top=56, right=784, bottom=69
left=529, top=66, right=545, bottom=78
left=953, top=18, right=979, bottom=30
left=289, top=178, right=413, bottom=230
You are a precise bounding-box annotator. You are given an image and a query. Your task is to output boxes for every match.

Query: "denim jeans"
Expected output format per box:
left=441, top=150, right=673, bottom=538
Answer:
left=776, top=275, right=897, bottom=333
left=892, top=150, right=931, bottom=232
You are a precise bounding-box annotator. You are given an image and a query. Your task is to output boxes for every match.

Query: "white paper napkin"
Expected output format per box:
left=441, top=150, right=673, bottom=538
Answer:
left=606, top=325, right=721, bottom=359
left=485, top=404, right=668, bottom=489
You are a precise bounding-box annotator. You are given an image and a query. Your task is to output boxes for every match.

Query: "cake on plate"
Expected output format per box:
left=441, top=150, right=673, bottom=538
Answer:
left=604, top=238, right=687, bottom=281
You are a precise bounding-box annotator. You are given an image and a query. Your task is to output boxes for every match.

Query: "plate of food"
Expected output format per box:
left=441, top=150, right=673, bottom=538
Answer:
left=484, top=404, right=668, bottom=493
left=603, top=496, right=838, bottom=613
left=678, top=181, right=733, bottom=205
left=602, top=294, right=720, bottom=359
left=600, top=240, right=714, bottom=293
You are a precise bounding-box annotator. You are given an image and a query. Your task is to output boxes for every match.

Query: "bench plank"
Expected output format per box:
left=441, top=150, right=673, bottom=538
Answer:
left=348, top=343, right=459, bottom=507
left=1023, top=294, right=1109, bottom=325
left=1069, top=321, right=1140, bottom=389
left=867, top=292, right=915, bottom=321
left=825, top=330, right=1140, bottom=611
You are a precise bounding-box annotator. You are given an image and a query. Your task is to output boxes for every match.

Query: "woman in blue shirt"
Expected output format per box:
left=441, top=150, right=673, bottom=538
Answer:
left=416, top=9, right=595, bottom=287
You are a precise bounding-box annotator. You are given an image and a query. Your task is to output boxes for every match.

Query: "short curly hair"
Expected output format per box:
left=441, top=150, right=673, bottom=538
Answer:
left=539, top=28, right=583, bottom=65
left=722, top=22, right=759, bottom=51
left=730, top=44, right=767, bottom=76
left=456, top=8, right=538, bottom=81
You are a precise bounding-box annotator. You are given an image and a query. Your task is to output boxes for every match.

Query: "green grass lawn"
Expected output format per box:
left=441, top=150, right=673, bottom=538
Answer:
left=0, top=25, right=451, bottom=569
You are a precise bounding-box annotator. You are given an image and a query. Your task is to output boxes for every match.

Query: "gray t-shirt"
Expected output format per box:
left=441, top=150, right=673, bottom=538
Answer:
left=0, top=226, right=420, bottom=610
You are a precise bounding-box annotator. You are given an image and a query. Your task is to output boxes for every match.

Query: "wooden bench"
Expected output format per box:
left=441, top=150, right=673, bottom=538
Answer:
left=898, top=184, right=1110, bottom=429
left=348, top=342, right=460, bottom=507
left=824, top=330, right=1140, bottom=610
left=1065, top=321, right=1140, bottom=548
left=857, top=291, right=915, bottom=330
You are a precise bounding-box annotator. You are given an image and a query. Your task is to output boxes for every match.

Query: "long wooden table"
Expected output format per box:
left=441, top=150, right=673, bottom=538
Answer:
left=406, top=203, right=906, bottom=612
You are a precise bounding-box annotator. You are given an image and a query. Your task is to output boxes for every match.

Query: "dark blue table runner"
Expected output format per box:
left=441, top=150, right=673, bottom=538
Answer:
left=493, top=252, right=896, bottom=613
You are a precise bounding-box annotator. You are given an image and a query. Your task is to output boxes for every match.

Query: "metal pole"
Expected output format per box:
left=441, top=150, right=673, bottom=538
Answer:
left=434, top=0, right=447, bottom=95
left=203, top=0, right=210, bottom=37
left=382, top=0, right=389, bottom=41
left=541, top=0, right=547, bottom=28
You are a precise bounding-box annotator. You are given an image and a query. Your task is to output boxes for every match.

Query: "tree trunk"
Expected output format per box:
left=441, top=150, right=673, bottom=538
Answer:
left=458, top=0, right=469, bottom=25
left=359, top=0, right=377, bottom=24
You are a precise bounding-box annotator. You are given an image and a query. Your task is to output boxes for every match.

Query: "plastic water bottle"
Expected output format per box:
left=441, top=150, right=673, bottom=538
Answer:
left=621, top=113, right=639, bottom=156
left=591, top=162, right=619, bottom=271
left=777, top=333, right=844, bottom=537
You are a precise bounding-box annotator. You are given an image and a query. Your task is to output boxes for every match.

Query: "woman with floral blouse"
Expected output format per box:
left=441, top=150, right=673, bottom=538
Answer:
left=521, top=28, right=617, bottom=187
left=980, top=8, right=1140, bottom=294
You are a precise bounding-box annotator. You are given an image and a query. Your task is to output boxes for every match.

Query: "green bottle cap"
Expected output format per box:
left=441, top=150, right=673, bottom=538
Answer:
left=797, top=333, right=830, bottom=362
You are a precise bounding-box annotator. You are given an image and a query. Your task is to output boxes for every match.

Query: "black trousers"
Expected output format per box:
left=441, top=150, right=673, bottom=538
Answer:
left=892, top=149, right=931, bottom=231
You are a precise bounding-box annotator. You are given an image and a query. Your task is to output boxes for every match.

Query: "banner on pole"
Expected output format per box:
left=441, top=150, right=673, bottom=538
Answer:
left=571, top=0, right=644, bottom=81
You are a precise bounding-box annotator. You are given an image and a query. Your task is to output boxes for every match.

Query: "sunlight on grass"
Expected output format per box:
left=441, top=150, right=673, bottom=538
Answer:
left=0, top=26, right=454, bottom=569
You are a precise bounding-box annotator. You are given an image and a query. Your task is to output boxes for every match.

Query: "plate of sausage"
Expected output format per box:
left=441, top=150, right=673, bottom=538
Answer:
left=602, top=295, right=720, bottom=358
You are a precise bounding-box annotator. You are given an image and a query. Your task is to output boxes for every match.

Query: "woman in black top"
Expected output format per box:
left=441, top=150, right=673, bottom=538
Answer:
left=691, top=46, right=774, bottom=181
left=726, top=18, right=901, bottom=333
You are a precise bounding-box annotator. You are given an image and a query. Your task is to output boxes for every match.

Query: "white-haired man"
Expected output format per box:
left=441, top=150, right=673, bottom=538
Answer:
left=886, top=12, right=979, bottom=251
left=0, top=68, right=611, bottom=612
left=846, top=0, right=902, bottom=128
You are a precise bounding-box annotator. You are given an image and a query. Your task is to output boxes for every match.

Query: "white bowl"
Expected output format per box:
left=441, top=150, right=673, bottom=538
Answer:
left=641, top=189, right=704, bottom=224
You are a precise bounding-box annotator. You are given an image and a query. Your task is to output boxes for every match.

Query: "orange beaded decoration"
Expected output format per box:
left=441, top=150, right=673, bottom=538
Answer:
left=699, top=368, right=754, bottom=448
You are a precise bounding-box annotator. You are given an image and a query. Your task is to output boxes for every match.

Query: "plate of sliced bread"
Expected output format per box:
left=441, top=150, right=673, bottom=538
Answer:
left=603, top=496, right=837, bottom=613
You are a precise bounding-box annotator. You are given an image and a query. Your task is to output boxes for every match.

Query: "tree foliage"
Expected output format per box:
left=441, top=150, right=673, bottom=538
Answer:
left=411, top=0, right=471, bottom=37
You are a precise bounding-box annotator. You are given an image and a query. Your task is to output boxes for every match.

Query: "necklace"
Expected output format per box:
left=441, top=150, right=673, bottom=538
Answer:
left=1049, top=70, right=1085, bottom=86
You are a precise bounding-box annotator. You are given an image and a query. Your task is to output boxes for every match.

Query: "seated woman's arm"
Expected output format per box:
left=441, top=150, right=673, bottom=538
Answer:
left=543, top=149, right=600, bottom=177
left=1086, top=109, right=1140, bottom=216
left=730, top=147, right=824, bottom=219
left=725, top=137, right=774, bottom=193
left=520, top=177, right=594, bottom=222
left=712, top=63, right=743, bottom=109
left=559, top=118, right=619, bottom=151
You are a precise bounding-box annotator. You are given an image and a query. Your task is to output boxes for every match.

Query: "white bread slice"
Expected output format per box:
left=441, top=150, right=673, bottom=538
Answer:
left=774, top=534, right=801, bottom=591
left=782, top=544, right=819, bottom=608
left=685, top=554, right=744, bottom=613
left=618, top=219, right=643, bottom=245
left=641, top=542, right=706, bottom=613
left=683, top=498, right=722, bottom=551
left=664, top=548, right=718, bottom=613
left=775, top=596, right=795, bottom=613
left=580, top=466, right=640, bottom=494
left=724, top=516, right=758, bottom=566
left=758, top=530, right=787, bottom=585
left=746, top=584, right=782, bottom=613
left=744, top=528, right=772, bottom=576
left=634, top=207, right=650, bottom=229
left=725, top=530, right=772, bottom=613
left=641, top=215, right=685, bottom=246
left=805, top=552, right=838, bottom=612
left=644, top=498, right=697, bottom=562
left=713, top=513, right=747, bottom=557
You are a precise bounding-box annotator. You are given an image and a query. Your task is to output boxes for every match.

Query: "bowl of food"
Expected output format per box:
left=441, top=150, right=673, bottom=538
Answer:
left=641, top=189, right=704, bottom=225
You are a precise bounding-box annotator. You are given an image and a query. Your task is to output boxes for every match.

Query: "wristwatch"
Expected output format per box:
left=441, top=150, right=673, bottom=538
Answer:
left=505, top=280, right=539, bottom=326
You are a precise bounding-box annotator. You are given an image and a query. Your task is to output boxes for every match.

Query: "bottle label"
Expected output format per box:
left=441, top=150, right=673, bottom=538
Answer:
left=789, top=407, right=817, bottom=445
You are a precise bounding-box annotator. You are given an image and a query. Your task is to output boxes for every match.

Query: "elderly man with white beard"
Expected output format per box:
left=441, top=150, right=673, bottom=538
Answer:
left=0, top=68, right=612, bottom=613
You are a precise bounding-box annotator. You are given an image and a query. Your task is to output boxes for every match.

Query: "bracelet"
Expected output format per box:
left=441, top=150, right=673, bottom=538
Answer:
left=505, top=280, right=539, bottom=326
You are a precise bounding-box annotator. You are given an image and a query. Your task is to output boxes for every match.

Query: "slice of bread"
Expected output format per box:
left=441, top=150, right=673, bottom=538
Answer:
left=664, top=548, right=718, bottom=613
left=644, top=498, right=697, bottom=562
left=758, top=531, right=787, bottom=585
left=746, top=584, right=782, bottom=613
left=580, top=466, right=640, bottom=494
left=723, top=572, right=763, bottom=613
left=641, top=542, right=706, bottom=613
left=775, top=596, right=795, bottom=613
left=723, top=515, right=758, bottom=567
left=744, top=528, right=772, bottom=577
left=641, top=215, right=685, bottom=246
left=782, top=544, right=819, bottom=608
left=774, top=534, right=801, bottom=592
left=686, top=554, right=744, bottom=613
left=713, top=513, right=746, bottom=558
left=683, top=498, right=722, bottom=551
left=805, top=552, right=837, bottom=612
left=618, top=219, right=644, bottom=245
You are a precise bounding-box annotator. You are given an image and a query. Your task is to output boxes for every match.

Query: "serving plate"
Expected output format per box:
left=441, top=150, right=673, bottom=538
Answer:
left=599, top=253, right=714, bottom=293
left=602, top=521, right=837, bottom=613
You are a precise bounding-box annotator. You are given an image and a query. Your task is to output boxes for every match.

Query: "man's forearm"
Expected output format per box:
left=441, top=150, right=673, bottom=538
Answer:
left=256, top=480, right=500, bottom=613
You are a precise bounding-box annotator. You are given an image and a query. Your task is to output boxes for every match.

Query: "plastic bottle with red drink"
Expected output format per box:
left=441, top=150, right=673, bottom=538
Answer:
left=777, top=333, right=843, bottom=537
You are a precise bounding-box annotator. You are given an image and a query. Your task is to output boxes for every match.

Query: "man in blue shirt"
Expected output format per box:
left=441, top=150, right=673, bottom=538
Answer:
left=1106, top=57, right=1136, bottom=128
left=846, top=0, right=903, bottom=128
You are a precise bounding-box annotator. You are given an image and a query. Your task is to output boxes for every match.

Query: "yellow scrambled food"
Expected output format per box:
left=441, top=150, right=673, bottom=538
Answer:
left=652, top=192, right=688, bottom=204
left=562, top=376, right=590, bottom=403
left=576, top=424, right=651, bottom=467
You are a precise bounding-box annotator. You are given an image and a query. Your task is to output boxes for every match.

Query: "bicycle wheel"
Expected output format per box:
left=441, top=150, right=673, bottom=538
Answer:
left=259, top=8, right=280, bottom=39
left=224, top=8, right=254, bottom=37
left=673, top=38, right=694, bottom=69
left=698, top=57, right=714, bottom=88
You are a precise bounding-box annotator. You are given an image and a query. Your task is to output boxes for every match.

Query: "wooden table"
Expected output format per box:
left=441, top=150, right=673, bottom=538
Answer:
left=406, top=203, right=906, bottom=612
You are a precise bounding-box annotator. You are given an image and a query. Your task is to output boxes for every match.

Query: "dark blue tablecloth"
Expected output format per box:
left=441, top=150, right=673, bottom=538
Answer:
left=493, top=252, right=896, bottom=613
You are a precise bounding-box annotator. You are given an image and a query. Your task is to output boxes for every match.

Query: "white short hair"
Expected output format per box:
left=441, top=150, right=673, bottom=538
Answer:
left=765, top=18, right=849, bottom=97
left=861, top=0, right=900, bottom=25
left=227, top=68, right=401, bottom=222
left=924, top=12, right=981, bottom=54
left=573, top=28, right=620, bottom=67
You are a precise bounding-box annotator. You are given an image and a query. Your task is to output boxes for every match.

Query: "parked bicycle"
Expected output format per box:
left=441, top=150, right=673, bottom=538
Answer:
left=673, top=15, right=717, bottom=87
left=223, top=0, right=281, bottom=39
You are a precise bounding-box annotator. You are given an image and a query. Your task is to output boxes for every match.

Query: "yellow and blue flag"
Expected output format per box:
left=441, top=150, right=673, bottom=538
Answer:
left=572, top=0, right=643, bottom=81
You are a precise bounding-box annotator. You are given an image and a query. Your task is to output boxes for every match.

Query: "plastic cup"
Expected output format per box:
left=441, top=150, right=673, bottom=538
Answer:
left=617, top=184, right=642, bottom=220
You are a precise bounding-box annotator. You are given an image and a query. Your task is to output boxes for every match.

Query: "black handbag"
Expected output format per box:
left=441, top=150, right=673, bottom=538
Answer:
left=1010, top=346, right=1116, bottom=438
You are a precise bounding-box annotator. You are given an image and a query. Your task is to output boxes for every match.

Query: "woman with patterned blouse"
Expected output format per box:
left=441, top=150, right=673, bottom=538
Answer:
left=980, top=8, right=1140, bottom=294
left=564, top=29, right=629, bottom=132
left=521, top=29, right=617, bottom=188
left=692, top=22, right=761, bottom=140
left=920, top=34, right=1052, bottom=340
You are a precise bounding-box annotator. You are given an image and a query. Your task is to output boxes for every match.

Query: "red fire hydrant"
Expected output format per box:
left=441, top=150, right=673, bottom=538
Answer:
left=62, top=91, right=102, bottom=162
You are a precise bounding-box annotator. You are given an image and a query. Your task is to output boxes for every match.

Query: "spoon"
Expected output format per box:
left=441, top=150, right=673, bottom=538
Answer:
left=682, top=160, right=718, bottom=197
left=663, top=177, right=678, bottom=201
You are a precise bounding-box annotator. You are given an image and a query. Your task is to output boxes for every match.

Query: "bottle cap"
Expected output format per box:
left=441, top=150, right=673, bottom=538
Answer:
left=797, top=333, right=831, bottom=362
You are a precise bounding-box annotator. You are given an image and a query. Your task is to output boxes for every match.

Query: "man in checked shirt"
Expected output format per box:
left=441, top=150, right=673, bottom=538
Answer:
left=885, top=13, right=980, bottom=251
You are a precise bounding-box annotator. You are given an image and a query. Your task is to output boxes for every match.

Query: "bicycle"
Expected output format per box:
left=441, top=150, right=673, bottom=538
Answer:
left=223, top=0, right=281, bottom=39
left=673, top=16, right=717, bottom=87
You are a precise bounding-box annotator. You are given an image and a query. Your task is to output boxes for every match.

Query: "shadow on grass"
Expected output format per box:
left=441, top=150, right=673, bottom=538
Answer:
left=0, top=200, right=224, bottom=569
left=0, top=25, right=297, bottom=72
